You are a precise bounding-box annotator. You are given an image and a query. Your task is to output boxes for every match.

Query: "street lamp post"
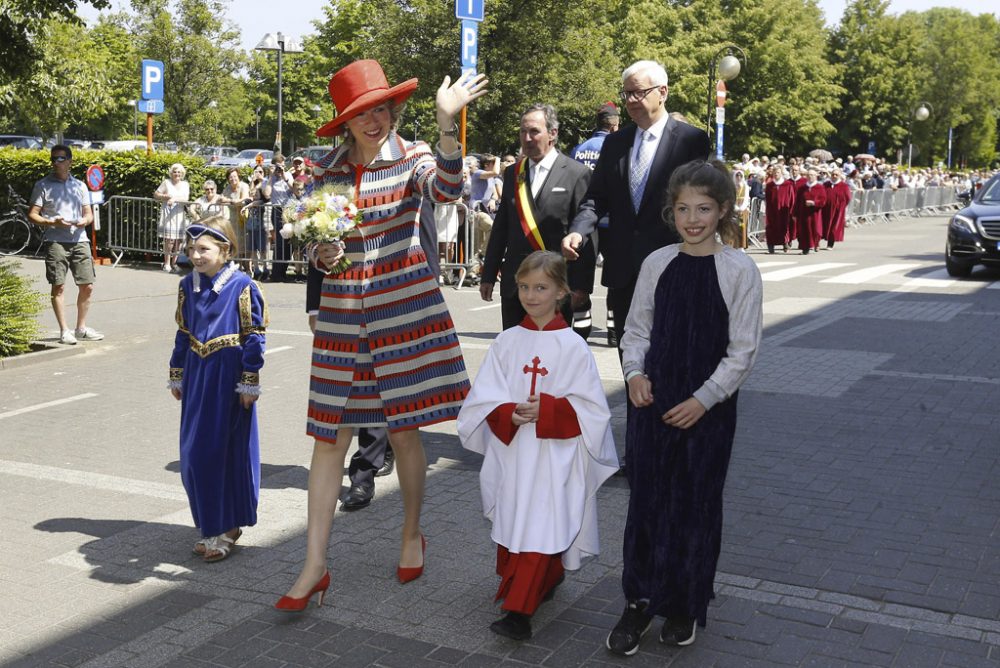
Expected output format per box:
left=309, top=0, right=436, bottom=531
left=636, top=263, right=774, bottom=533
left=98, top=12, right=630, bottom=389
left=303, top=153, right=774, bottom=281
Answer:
left=208, top=100, right=219, bottom=142
left=127, top=99, right=137, bottom=137
left=255, top=32, right=303, bottom=155
left=708, top=45, right=747, bottom=160
left=255, top=107, right=261, bottom=141
left=907, top=102, right=932, bottom=171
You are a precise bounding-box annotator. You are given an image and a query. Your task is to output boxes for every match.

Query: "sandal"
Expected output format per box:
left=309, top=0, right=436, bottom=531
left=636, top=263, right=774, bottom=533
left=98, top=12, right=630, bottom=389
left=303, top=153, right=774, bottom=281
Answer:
left=196, top=529, right=242, bottom=561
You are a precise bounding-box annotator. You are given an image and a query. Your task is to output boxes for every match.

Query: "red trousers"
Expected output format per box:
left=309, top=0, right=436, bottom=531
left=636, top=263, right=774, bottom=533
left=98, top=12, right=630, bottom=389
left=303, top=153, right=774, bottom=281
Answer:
left=495, top=545, right=564, bottom=615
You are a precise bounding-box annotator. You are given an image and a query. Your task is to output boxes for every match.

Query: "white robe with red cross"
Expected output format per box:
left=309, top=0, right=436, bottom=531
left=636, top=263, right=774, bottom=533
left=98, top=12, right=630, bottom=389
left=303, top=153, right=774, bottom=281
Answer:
left=458, top=316, right=619, bottom=570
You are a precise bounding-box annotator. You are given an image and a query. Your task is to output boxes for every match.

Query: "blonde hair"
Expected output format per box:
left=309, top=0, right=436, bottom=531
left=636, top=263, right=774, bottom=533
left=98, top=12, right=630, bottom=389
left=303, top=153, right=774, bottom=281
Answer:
left=515, top=251, right=570, bottom=305
left=169, top=163, right=187, bottom=178
left=188, top=214, right=239, bottom=259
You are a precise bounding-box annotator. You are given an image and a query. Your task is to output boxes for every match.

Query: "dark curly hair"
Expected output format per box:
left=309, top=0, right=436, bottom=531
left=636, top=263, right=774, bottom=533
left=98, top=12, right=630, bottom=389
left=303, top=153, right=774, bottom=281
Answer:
left=662, top=159, right=740, bottom=247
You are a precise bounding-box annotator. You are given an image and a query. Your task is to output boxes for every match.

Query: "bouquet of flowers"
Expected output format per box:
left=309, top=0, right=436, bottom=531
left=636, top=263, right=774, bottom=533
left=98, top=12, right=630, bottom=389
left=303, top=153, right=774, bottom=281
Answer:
left=281, top=184, right=360, bottom=273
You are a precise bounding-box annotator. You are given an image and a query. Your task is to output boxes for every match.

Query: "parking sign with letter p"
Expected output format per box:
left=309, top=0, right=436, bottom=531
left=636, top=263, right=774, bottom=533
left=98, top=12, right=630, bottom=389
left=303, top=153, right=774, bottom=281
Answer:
left=141, top=60, right=164, bottom=101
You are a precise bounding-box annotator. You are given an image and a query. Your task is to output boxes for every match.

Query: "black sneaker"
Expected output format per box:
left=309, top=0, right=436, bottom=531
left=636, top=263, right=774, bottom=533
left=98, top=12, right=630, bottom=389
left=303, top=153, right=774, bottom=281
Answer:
left=606, top=601, right=652, bottom=656
left=659, top=616, right=696, bottom=646
left=490, top=611, right=532, bottom=641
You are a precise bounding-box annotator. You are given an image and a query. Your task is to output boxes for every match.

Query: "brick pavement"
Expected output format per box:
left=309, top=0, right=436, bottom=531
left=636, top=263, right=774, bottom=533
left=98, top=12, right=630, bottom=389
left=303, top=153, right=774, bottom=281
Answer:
left=1, top=213, right=999, bottom=667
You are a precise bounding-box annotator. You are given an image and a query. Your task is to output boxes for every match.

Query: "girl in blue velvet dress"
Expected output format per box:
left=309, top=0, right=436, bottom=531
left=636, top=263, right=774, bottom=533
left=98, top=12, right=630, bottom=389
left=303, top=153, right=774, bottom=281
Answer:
left=610, top=161, right=763, bottom=653
left=168, top=215, right=268, bottom=563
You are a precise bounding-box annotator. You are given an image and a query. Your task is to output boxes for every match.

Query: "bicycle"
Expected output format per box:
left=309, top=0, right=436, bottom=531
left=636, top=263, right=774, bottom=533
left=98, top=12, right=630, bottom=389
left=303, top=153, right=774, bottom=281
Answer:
left=0, top=185, right=45, bottom=257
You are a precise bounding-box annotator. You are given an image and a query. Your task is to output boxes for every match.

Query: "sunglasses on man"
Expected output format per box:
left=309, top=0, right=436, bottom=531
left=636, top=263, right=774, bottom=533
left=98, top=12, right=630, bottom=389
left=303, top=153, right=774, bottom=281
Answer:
left=51, top=155, right=70, bottom=163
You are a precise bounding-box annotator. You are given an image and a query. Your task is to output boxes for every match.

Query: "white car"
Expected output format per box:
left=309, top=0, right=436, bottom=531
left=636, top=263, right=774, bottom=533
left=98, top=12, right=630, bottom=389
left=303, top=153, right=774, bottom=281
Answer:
left=215, top=149, right=274, bottom=168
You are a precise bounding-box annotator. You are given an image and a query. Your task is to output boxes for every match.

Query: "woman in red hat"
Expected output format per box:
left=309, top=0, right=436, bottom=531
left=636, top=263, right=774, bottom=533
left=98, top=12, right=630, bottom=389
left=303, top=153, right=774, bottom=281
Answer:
left=276, top=60, right=487, bottom=611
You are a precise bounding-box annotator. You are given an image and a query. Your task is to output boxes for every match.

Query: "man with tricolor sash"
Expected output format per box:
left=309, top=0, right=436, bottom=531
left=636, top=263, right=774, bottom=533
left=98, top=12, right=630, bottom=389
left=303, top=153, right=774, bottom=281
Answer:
left=480, top=103, right=591, bottom=330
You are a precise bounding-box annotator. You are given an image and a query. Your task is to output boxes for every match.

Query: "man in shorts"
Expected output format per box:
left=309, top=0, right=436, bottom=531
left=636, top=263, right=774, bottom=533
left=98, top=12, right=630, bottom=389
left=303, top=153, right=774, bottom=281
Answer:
left=27, top=144, right=103, bottom=345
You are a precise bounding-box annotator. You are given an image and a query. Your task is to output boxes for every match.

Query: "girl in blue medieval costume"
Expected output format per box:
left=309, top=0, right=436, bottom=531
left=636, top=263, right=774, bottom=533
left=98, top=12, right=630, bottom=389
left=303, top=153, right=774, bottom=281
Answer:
left=608, top=160, right=762, bottom=654
left=168, top=215, right=268, bottom=563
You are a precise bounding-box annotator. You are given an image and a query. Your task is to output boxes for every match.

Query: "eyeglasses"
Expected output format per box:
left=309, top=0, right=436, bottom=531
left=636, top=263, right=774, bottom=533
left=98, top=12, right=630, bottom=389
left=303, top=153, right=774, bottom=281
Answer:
left=619, top=85, right=662, bottom=103
left=51, top=156, right=70, bottom=163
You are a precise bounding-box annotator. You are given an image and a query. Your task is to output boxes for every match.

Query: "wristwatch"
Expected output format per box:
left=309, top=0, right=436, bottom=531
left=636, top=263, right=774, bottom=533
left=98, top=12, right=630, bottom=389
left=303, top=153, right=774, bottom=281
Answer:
left=440, top=123, right=459, bottom=138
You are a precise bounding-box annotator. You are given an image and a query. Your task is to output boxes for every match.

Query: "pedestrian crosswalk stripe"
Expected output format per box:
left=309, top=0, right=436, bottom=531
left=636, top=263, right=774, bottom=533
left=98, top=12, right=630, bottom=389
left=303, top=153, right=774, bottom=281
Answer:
left=760, top=263, right=854, bottom=281
left=0, top=393, right=98, bottom=420
left=901, top=268, right=955, bottom=288
left=820, top=264, right=921, bottom=284
left=754, top=261, right=796, bottom=269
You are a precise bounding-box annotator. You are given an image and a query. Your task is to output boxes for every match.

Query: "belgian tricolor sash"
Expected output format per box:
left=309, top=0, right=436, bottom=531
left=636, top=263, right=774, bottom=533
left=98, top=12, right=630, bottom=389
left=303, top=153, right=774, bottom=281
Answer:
left=514, top=158, right=545, bottom=251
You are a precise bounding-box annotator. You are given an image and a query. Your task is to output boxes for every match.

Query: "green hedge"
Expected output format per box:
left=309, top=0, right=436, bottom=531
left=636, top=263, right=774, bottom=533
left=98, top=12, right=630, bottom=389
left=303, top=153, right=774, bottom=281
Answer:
left=0, top=259, right=44, bottom=357
left=0, top=147, right=261, bottom=252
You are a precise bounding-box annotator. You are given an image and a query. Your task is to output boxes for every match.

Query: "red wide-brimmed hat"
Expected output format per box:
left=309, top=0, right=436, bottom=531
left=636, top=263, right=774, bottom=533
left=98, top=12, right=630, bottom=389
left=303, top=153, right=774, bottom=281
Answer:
left=315, top=60, right=418, bottom=137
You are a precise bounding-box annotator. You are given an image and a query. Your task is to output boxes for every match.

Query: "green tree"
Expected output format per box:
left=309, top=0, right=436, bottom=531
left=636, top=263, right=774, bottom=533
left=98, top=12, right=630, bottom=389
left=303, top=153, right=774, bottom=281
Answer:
left=4, top=17, right=116, bottom=140
left=828, top=0, right=921, bottom=159
left=125, top=0, right=250, bottom=146
left=0, top=0, right=110, bottom=99
left=616, top=0, right=842, bottom=157
left=902, top=8, right=1000, bottom=167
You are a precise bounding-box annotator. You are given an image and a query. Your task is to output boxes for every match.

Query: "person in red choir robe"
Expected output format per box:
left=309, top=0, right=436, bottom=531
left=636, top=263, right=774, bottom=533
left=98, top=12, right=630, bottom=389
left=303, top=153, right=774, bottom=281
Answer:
left=822, top=168, right=852, bottom=249
left=787, top=163, right=805, bottom=246
left=458, top=251, right=619, bottom=642
left=764, top=165, right=795, bottom=254
left=795, top=168, right=827, bottom=254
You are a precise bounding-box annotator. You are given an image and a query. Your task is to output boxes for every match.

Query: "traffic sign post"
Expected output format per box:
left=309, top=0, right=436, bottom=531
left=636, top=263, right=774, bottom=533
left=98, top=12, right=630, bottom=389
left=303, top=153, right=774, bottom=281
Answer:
left=455, top=1, right=484, bottom=157
left=85, top=165, right=105, bottom=259
left=461, top=20, right=478, bottom=74
left=455, top=0, right=484, bottom=21
left=715, top=107, right=725, bottom=161
left=141, top=60, right=164, bottom=100
left=140, top=59, right=165, bottom=156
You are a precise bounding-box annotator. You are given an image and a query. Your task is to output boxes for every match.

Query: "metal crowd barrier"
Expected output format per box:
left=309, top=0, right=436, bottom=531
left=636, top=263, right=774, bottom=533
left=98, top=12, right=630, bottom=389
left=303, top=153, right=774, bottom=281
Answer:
left=436, top=201, right=482, bottom=290
left=844, top=185, right=962, bottom=226
left=105, top=196, right=307, bottom=272
left=745, top=186, right=962, bottom=246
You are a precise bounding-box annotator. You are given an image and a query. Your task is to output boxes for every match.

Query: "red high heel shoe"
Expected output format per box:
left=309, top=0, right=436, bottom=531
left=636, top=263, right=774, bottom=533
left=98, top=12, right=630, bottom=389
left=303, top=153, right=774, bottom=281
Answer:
left=397, top=535, right=426, bottom=584
left=274, top=570, right=330, bottom=612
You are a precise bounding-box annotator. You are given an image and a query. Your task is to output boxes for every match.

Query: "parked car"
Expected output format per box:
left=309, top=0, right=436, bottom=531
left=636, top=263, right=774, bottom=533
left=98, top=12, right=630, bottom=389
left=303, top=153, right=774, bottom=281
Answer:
left=195, top=146, right=239, bottom=164
left=945, top=173, right=1000, bottom=277
left=215, top=149, right=273, bottom=168
left=289, top=145, right=335, bottom=167
left=0, top=135, right=42, bottom=149
left=101, top=140, right=153, bottom=152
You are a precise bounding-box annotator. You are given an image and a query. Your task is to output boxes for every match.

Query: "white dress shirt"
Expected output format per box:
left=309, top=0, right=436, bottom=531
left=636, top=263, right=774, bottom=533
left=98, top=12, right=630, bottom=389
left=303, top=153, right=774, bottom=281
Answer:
left=630, top=115, right=669, bottom=203
left=529, top=148, right=559, bottom=199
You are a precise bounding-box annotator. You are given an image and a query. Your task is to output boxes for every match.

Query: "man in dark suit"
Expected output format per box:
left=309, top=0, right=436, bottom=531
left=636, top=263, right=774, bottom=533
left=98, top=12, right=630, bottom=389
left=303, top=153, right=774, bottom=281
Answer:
left=480, top=103, right=591, bottom=330
left=562, top=60, right=710, bottom=351
left=560, top=60, right=710, bottom=655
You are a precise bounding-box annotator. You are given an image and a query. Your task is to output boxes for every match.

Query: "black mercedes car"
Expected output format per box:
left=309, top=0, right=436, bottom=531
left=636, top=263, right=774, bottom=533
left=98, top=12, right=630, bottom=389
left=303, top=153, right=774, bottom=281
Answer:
left=946, top=174, right=1000, bottom=277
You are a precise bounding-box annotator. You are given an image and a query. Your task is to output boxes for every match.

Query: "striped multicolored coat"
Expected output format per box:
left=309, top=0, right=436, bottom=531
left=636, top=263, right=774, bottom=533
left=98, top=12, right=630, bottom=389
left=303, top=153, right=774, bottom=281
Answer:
left=306, top=132, right=470, bottom=439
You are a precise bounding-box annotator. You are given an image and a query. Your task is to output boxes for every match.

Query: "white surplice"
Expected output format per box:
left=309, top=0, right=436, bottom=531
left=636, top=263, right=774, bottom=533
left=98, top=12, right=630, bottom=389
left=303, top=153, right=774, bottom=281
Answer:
left=458, top=321, right=619, bottom=570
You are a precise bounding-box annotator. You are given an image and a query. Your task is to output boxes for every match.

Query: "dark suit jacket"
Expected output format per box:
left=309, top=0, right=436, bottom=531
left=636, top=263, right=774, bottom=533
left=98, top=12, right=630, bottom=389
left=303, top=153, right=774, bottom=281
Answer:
left=569, top=117, right=710, bottom=289
left=483, top=152, right=590, bottom=297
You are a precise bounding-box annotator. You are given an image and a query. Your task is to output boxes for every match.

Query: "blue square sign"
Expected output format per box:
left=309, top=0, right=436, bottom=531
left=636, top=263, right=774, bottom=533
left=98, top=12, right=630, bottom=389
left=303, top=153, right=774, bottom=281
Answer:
left=455, top=0, right=484, bottom=21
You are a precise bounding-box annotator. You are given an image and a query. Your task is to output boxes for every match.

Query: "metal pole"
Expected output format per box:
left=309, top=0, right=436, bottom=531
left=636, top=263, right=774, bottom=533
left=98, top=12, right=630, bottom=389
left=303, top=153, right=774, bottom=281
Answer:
left=276, top=46, right=283, bottom=154
left=707, top=61, right=715, bottom=149
left=947, top=126, right=953, bottom=169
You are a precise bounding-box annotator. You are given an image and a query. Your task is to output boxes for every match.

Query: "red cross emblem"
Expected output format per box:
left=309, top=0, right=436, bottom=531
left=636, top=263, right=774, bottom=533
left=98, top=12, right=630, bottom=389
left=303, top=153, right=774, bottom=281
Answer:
left=522, top=356, right=548, bottom=395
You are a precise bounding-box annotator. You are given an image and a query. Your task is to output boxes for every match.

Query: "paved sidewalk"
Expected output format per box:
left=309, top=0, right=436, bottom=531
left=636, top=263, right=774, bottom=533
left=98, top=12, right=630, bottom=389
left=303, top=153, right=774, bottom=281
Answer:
left=1, top=215, right=999, bottom=667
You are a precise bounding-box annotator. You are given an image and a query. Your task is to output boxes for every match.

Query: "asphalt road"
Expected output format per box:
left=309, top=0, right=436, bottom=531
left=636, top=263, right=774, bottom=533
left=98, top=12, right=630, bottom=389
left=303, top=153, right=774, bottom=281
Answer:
left=1, top=212, right=999, bottom=667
